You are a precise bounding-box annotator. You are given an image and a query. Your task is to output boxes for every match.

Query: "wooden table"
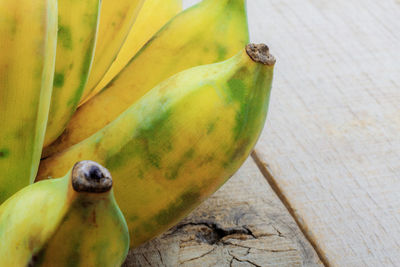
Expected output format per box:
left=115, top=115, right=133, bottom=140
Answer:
left=125, top=0, right=400, bottom=266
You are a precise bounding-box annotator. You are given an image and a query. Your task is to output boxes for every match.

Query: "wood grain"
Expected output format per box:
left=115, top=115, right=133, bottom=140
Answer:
left=124, top=158, right=322, bottom=266
left=249, top=0, right=400, bottom=266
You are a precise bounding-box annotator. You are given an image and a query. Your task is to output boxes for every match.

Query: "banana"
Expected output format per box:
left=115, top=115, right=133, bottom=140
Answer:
left=43, top=0, right=101, bottom=147
left=79, top=0, right=145, bottom=101
left=44, top=0, right=249, bottom=157
left=85, top=0, right=183, bottom=102
left=38, top=43, right=276, bottom=247
left=0, top=161, right=129, bottom=266
left=0, top=0, right=57, bottom=203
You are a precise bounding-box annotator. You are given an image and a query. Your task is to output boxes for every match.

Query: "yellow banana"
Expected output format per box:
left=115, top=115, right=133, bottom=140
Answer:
left=86, top=0, right=183, bottom=102
left=0, top=0, right=57, bottom=203
left=43, top=0, right=101, bottom=147
left=80, top=0, right=145, bottom=101
left=44, top=0, right=249, bottom=157
left=0, top=161, right=128, bottom=266
left=38, top=43, right=275, bottom=247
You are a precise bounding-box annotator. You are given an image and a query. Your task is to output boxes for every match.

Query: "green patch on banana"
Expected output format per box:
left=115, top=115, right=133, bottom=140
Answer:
left=217, top=45, right=228, bottom=60
left=58, top=25, right=73, bottom=49
left=166, top=148, right=196, bottom=180
left=0, top=148, right=9, bottom=158
left=53, top=73, right=65, bottom=88
left=106, top=109, right=174, bottom=171
left=66, top=42, right=96, bottom=107
left=154, top=188, right=201, bottom=226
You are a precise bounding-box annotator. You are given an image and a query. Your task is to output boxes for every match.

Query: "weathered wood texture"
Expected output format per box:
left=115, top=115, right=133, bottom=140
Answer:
left=124, top=158, right=322, bottom=266
left=250, top=0, right=400, bottom=266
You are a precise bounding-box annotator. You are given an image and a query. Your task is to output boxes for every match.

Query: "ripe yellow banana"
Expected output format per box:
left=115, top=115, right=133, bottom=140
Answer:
left=0, top=0, right=57, bottom=203
left=80, top=0, right=145, bottom=101
left=38, top=43, right=275, bottom=247
left=43, top=0, right=101, bottom=147
left=44, top=0, right=249, bottom=157
left=0, top=161, right=128, bottom=266
left=86, top=0, right=183, bottom=102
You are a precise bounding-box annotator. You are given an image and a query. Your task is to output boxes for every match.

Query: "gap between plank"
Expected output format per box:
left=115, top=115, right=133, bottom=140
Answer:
left=251, top=150, right=329, bottom=267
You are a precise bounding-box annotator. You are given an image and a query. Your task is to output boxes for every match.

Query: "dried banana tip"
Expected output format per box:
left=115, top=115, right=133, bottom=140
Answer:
left=246, top=43, right=276, bottom=66
left=72, top=161, right=113, bottom=193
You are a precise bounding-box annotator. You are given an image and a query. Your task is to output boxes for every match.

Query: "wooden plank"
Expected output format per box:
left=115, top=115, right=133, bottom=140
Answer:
left=124, top=158, right=322, bottom=266
left=249, top=0, right=400, bottom=266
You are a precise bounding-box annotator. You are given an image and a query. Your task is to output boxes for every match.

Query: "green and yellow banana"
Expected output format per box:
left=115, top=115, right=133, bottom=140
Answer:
left=0, top=161, right=128, bottom=266
left=43, top=0, right=249, bottom=157
left=0, top=0, right=57, bottom=203
left=43, top=0, right=101, bottom=147
left=38, top=43, right=275, bottom=247
left=80, top=0, right=145, bottom=101
left=87, top=0, right=183, bottom=101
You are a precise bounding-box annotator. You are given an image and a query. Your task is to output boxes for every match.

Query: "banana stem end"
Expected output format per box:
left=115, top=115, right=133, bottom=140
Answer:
left=246, top=43, right=276, bottom=66
left=72, top=161, right=113, bottom=193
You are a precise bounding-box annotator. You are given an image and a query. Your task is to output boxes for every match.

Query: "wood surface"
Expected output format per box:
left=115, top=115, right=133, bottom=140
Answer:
left=124, top=158, right=322, bottom=266
left=249, top=0, right=400, bottom=266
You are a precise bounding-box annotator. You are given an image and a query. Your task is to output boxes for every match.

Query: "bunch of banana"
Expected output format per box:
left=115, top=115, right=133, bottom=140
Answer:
left=0, top=161, right=128, bottom=266
left=80, top=0, right=145, bottom=101
left=38, top=43, right=276, bottom=247
left=43, top=0, right=101, bottom=147
left=43, top=0, right=249, bottom=157
left=1, top=0, right=277, bottom=262
left=87, top=0, right=183, bottom=102
left=0, top=0, right=57, bottom=203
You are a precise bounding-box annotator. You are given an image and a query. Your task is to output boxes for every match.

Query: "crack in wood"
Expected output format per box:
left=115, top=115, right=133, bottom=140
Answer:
left=224, top=240, right=297, bottom=253
left=157, top=249, right=165, bottom=267
left=142, top=254, right=152, bottom=267
left=271, top=224, right=284, bottom=237
left=166, top=221, right=256, bottom=245
left=228, top=251, right=262, bottom=267
left=179, top=247, right=216, bottom=264
left=242, top=225, right=257, bottom=239
left=229, top=256, right=234, bottom=267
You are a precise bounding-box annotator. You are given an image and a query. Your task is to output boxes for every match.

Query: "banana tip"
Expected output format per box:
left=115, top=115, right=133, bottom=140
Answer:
left=246, top=43, right=276, bottom=66
left=72, top=161, right=113, bottom=193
